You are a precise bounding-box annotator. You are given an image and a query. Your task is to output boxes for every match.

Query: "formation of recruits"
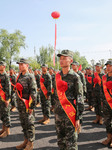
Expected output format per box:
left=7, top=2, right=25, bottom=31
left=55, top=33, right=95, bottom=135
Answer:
left=0, top=49, right=112, bottom=150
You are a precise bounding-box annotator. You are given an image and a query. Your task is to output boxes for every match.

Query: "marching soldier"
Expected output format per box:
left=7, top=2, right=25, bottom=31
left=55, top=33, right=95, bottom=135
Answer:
left=101, top=60, right=112, bottom=147
left=49, top=67, right=55, bottom=112
left=16, top=58, right=37, bottom=150
left=71, top=61, right=85, bottom=133
left=9, top=68, right=17, bottom=112
left=38, top=64, right=51, bottom=125
left=34, top=69, right=40, bottom=107
left=85, top=67, right=94, bottom=111
left=0, top=61, right=11, bottom=138
left=53, top=50, right=84, bottom=150
left=92, top=63, right=104, bottom=125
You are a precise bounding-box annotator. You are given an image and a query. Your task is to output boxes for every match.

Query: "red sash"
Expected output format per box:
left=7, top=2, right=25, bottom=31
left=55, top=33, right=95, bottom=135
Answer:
left=56, top=73, right=76, bottom=128
left=51, top=88, right=54, bottom=94
left=93, top=72, right=101, bottom=87
left=102, top=75, right=112, bottom=109
left=40, top=76, right=48, bottom=98
left=87, top=75, right=92, bottom=84
left=16, top=74, right=33, bottom=112
left=0, top=83, right=6, bottom=102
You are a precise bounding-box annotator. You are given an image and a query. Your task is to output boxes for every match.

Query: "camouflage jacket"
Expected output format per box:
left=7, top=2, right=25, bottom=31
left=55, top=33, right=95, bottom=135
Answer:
left=0, top=71, right=11, bottom=101
left=86, top=74, right=93, bottom=92
left=77, top=70, right=87, bottom=94
left=101, top=74, right=112, bottom=110
left=10, top=74, right=16, bottom=94
left=40, top=72, right=52, bottom=97
left=35, top=74, right=40, bottom=89
left=53, top=69, right=84, bottom=120
left=92, top=72, right=104, bottom=93
left=16, top=71, right=37, bottom=109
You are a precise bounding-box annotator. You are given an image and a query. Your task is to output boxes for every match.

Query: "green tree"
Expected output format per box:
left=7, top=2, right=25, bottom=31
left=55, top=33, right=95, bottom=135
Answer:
left=73, top=51, right=88, bottom=69
left=0, top=29, right=26, bottom=69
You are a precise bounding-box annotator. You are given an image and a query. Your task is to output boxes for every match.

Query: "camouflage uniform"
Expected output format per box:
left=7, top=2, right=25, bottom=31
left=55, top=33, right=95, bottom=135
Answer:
left=101, top=62, right=112, bottom=134
left=10, top=74, right=17, bottom=108
left=54, top=50, right=84, bottom=150
left=40, top=72, right=51, bottom=119
left=77, top=70, right=86, bottom=96
left=35, top=73, right=40, bottom=104
left=16, top=71, right=37, bottom=142
left=51, top=73, right=55, bottom=107
left=92, top=72, right=104, bottom=117
left=0, top=71, right=11, bottom=127
left=86, top=73, right=93, bottom=107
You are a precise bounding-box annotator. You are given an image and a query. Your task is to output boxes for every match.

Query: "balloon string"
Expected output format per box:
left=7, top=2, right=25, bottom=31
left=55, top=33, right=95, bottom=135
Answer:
left=53, top=23, right=57, bottom=66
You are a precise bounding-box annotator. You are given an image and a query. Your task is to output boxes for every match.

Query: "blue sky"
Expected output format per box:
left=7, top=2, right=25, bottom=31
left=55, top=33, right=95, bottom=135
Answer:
left=0, top=0, right=112, bottom=64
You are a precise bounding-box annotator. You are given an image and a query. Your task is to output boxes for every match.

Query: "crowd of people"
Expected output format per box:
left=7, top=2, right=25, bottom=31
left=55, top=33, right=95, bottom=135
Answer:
left=0, top=49, right=112, bottom=150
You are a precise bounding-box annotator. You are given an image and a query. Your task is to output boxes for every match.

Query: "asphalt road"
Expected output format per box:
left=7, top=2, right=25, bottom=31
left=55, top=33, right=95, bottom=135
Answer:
left=0, top=104, right=111, bottom=150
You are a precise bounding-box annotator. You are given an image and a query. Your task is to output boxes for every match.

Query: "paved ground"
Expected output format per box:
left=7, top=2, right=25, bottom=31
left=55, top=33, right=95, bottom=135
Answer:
left=0, top=104, right=111, bottom=150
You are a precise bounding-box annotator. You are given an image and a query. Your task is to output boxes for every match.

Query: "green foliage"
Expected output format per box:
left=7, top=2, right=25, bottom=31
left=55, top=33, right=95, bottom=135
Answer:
left=0, top=29, right=26, bottom=69
left=73, top=51, right=88, bottom=69
left=28, top=57, right=41, bottom=70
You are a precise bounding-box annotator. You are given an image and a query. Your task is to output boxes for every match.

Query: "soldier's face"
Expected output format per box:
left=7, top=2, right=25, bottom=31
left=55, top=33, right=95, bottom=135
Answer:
left=59, top=56, right=73, bottom=68
left=0, top=65, right=5, bottom=71
left=42, top=67, right=47, bottom=74
left=19, top=63, right=29, bottom=72
left=10, top=70, right=14, bottom=75
left=49, top=69, right=53, bottom=75
left=106, top=64, right=112, bottom=73
left=72, top=65, right=78, bottom=71
left=95, top=66, right=101, bottom=72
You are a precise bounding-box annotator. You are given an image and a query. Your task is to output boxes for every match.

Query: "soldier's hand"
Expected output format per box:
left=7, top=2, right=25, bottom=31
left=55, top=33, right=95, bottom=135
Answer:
left=5, top=100, right=10, bottom=107
left=75, top=120, right=80, bottom=131
left=29, top=109, right=33, bottom=115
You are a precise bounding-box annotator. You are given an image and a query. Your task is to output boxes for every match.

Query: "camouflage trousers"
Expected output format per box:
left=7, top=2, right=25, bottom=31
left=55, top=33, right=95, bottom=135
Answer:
left=51, top=94, right=55, bottom=106
left=0, top=99, right=11, bottom=127
left=17, top=98, right=35, bottom=142
left=55, top=113, right=78, bottom=150
left=87, top=91, right=93, bottom=106
left=10, top=92, right=17, bottom=107
left=93, top=94, right=103, bottom=116
left=103, top=104, right=112, bottom=134
left=40, top=94, right=50, bottom=118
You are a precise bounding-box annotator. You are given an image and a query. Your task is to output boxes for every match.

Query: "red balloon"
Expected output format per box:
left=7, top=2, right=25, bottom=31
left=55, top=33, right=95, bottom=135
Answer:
left=51, top=11, right=60, bottom=19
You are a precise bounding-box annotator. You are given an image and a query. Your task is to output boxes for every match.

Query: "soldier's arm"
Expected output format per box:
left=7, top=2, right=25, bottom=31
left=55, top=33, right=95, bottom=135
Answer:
left=37, top=75, right=40, bottom=89
left=46, top=75, right=52, bottom=96
left=5, top=74, right=11, bottom=101
left=74, top=75, right=84, bottom=120
left=82, top=73, right=87, bottom=95
left=29, top=75, right=37, bottom=109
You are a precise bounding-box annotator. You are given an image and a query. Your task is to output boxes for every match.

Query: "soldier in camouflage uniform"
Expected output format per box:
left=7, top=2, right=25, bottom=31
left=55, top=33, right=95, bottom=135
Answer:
left=34, top=69, right=40, bottom=107
left=85, top=67, right=94, bottom=111
left=38, top=64, right=51, bottom=125
left=9, top=68, right=17, bottom=112
left=16, top=58, right=37, bottom=150
left=101, top=60, right=112, bottom=147
left=49, top=67, right=55, bottom=112
left=92, top=63, right=104, bottom=125
left=53, top=50, right=84, bottom=150
left=71, top=61, right=85, bottom=133
left=0, top=61, right=11, bottom=138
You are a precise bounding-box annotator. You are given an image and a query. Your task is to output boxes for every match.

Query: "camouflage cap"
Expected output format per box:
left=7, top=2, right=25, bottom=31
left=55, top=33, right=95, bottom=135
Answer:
left=16, top=58, right=29, bottom=64
left=105, top=60, right=112, bottom=65
left=0, top=61, right=6, bottom=66
left=57, top=49, right=74, bottom=58
left=95, top=63, right=101, bottom=66
left=41, top=64, right=48, bottom=68
left=71, top=61, right=79, bottom=66
left=86, top=67, right=92, bottom=70
left=49, top=67, right=54, bottom=70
